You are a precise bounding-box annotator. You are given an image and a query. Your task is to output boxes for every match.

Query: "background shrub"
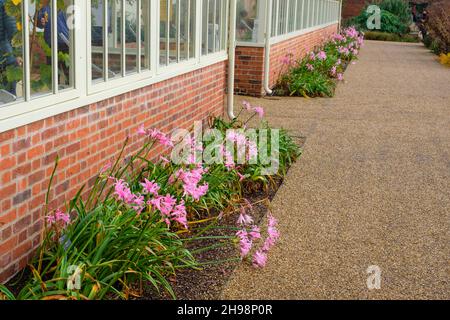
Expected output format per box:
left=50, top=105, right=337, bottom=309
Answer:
left=346, top=0, right=411, bottom=35
left=425, top=0, right=450, bottom=54
left=363, top=31, right=418, bottom=42
left=378, top=0, right=412, bottom=26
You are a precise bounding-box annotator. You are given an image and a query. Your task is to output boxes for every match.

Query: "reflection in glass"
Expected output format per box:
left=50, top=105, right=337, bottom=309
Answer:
left=236, top=0, right=259, bottom=42
left=160, top=0, right=168, bottom=65
left=140, top=0, right=150, bottom=70
left=180, top=0, right=189, bottom=61
left=30, top=0, right=53, bottom=96
left=108, top=0, right=122, bottom=77
left=91, top=0, right=104, bottom=81
left=201, top=0, right=208, bottom=55
left=188, top=0, right=195, bottom=58
left=125, top=0, right=138, bottom=74
left=0, top=0, right=23, bottom=104
left=169, top=0, right=178, bottom=63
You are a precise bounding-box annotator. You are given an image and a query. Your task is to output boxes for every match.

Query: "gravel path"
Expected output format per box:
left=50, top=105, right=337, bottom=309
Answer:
left=221, top=41, right=450, bottom=299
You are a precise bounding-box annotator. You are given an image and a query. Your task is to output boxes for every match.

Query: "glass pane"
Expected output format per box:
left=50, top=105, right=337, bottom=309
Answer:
left=169, top=0, right=178, bottom=63
left=304, top=0, right=310, bottom=28
left=237, top=0, right=259, bottom=42
left=180, top=0, right=189, bottom=61
left=108, top=0, right=121, bottom=77
left=125, top=0, right=138, bottom=74
left=207, top=0, right=214, bottom=53
left=59, top=0, right=73, bottom=90
left=296, top=0, right=303, bottom=30
left=221, top=0, right=227, bottom=50
left=160, top=0, right=168, bottom=65
left=215, top=0, right=222, bottom=51
left=91, top=0, right=104, bottom=81
left=271, top=0, right=277, bottom=37
left=278, top=0, right=287, bottom=35
left=141, top=0, right=150, bottom=70
left=30, top=0, right=52, bottom=96
left=315, top=0, right=319, bottom=26
left=288, top=0, right=296, bottom=33
left=201, top=0, right=207, bottom=55
left=0, top=1, right=23, bottom=104
left=189, top=0, right=195, bottom=58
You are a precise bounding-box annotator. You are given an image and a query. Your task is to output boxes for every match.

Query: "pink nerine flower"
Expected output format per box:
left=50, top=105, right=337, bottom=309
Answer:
left=141, top=179, right=160, bottom=195
left=47, top=209, right=71, bottom=226
left=252, top=250, right=267, bottom=268
left=237, top=207, right=254, bottom=226
left=242, top=100, right=252, bottom=111
left=330, top=66, right=337, bottom=76
left=249, top=226, right=261, bottom=240
left=139, top=126, right=174, bottom=148
left=113, top=179, right=134, bottom=204
left=317, top=51, right=327, bottom=61
left=46, top=214, right=56, bottom=225
left=137, top=124, right=147, bottom=136
left=306, top=63, right=314, bottom=71
left=176, top=167, right=209, bottom=201
left=172, top=200, right=188, bottom=229
left=113, top=178, right=145, bottom=213
left=337, top=73, right=344, bottom=81
left=237, top=230, right=253, bottom=258
left=253, top=106, right=265, bottom=119
left=55, top=210, right=71, bottom=225
left=309, top=52, right=316, bottom=60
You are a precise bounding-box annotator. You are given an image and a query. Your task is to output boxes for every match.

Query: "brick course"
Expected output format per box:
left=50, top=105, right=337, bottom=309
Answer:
left=235, top=24, right=339, bottom=96
left=342, top=0, right=368, bottom=20
left=0, top=61, right=226, bottom=283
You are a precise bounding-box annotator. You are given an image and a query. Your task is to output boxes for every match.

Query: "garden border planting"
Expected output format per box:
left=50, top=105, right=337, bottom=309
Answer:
left=273, top=26, right=365, bottom=97
left=0, top=102, right=302, bottom=300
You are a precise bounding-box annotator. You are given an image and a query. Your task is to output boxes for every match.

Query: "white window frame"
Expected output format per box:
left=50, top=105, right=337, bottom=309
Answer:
left=269, top=0, right=340, bottom=45
left=237, top=0, right=340, bottom=47
left=0, top=0, right=229, bottom=133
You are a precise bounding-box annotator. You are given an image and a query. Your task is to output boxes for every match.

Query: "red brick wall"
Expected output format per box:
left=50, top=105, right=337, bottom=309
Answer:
left=234, top=46, right=265, bottom=96
left=342, top=0, right=367, bottom=19
left=0, top=61, right=226, bottom=283
left=234, top=24, right=339, bottom=97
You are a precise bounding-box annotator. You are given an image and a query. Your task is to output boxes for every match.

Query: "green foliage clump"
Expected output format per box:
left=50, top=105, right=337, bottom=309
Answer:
left=347, top=9, right=409, bottom=34
left=274, top=27, right=364, bottom=98
left=363, top=31, right=418, bottom=43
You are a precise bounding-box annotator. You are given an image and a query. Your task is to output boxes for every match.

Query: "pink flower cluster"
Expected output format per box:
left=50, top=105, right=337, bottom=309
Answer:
left=235, top=203, right=280, bottom=269
left=46, top=209, right=71, bottom=226
left=149, top=194, right=188, bottom=229
left=113, top=178, right=145, bottom=213
left=316, top=51, right=327, bottom=61
left=113, top=176, right=190, bottom=229
left=243, top=101, right=265, bottom=118
left=174, top=167, right=209, bottom=201
left=138, top=125, right=174, bottom=148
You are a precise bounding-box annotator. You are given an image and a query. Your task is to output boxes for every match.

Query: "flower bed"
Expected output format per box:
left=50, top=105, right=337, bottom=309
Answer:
left=274, top=27, right=364, bottom=98
left=0, top=102, right=301, bottom=300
